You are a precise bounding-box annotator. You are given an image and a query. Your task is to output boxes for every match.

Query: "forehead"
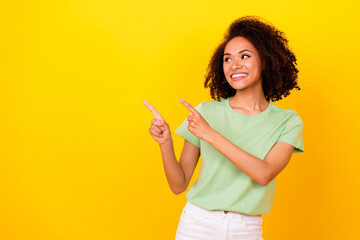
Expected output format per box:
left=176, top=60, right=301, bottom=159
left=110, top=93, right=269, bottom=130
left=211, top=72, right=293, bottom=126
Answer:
left=224, top=37, right=258, bottom=53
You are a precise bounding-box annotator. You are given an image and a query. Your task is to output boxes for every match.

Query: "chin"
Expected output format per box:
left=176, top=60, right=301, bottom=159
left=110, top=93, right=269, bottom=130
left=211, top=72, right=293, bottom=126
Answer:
left=229, top=83, right=247, bottom=90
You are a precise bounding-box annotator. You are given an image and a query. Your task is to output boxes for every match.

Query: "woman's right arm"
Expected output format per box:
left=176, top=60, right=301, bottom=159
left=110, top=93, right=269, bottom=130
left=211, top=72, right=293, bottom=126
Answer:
left=144, top=100, right=200, bottom=194
left=159, top=138, right=200, bottom=195
left=149, top=117, right=200, bottom=195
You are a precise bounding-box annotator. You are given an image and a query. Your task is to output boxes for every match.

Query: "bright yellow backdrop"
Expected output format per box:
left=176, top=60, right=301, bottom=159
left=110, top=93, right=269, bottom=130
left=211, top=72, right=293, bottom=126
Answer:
left=1, top=0, right=359, bottom=239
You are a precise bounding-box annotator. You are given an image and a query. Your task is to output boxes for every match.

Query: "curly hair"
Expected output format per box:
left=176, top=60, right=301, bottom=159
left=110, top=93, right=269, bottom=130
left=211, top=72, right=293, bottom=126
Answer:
left=204, top=16, right=300, bottom=102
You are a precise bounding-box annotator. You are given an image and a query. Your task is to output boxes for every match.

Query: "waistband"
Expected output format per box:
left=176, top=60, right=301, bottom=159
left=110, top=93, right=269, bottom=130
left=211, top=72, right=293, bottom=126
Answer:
left=184, top=201, right=262, bottom=222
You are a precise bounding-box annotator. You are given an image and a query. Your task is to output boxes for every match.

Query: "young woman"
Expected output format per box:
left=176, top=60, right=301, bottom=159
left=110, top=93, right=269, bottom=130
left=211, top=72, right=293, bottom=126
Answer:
left=144, top=16, right=304, bottom=240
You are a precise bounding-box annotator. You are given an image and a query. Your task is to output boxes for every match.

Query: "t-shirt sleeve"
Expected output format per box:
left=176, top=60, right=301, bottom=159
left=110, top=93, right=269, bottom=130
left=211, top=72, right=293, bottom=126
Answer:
left=277, top=111, right=304, bottom=153
left=175, top=102, right=203, bottom=148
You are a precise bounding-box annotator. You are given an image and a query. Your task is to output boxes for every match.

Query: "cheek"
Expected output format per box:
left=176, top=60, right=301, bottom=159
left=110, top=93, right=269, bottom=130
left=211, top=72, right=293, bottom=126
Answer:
left=244, top=62, right=253, bottom=68
left=245, top=62, right=261, bottom=74
left=223, top=64, right=230, bottom=76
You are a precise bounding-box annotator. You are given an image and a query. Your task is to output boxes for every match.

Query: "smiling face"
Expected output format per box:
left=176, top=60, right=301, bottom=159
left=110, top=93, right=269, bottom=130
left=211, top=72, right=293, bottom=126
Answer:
left=223, top=37, right=263, bottom=91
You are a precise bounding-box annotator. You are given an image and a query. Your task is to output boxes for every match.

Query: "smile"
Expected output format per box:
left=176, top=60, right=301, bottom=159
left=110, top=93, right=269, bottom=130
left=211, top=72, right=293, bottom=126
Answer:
left=231, top=73, right=248, bottom=80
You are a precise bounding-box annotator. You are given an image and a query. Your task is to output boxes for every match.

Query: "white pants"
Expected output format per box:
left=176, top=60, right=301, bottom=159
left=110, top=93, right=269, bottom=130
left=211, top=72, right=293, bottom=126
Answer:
left=175, top=201, right=264, bottom=240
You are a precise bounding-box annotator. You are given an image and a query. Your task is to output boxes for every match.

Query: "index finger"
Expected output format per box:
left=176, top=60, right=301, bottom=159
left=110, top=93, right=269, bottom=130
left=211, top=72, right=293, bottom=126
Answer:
left=179, top=98, right=199, bottom=115
left=142, top=100, right=164, bottom=120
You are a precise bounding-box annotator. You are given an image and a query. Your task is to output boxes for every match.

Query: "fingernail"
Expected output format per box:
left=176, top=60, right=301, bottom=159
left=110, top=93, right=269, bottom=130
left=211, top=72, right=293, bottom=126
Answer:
left=155, top=121, right=159, bottom=125
left=160, top=127, right=165, bottom=131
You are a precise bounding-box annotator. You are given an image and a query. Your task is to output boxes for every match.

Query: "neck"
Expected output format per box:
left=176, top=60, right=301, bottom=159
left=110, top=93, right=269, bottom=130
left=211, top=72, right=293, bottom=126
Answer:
left=229, top=86, right=269, bottom=112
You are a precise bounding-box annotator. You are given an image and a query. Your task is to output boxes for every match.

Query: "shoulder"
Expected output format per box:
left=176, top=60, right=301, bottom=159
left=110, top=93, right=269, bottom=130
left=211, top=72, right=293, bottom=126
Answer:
left=195, top=98, right=226, bottom=111
left=195, top=99, right=223, bottom=110
left=269, top=102, right=303, bottom=125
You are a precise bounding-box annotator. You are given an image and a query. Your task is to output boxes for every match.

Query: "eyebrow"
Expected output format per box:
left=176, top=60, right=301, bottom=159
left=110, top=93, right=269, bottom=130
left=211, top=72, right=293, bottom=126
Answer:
left=224, top=49, right=252, bottom=56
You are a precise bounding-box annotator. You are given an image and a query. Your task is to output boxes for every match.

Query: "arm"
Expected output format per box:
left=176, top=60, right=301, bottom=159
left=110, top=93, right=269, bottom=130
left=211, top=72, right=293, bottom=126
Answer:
left=159, top=139, right=200, bottom=194
left=143, top=100, right=200, bottom=194
left=207, top=131, right=294, bottom=186
left=179, top=98, right=295, bottom=186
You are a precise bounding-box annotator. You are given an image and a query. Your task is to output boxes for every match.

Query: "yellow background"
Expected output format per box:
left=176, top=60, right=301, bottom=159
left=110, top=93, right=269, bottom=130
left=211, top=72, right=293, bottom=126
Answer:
left=1, top=0, right=359, bottom=239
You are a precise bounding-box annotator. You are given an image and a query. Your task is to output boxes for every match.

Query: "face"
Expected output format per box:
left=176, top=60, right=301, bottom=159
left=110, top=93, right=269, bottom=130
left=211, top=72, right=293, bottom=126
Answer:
left=223, top=37, right=263, bottom=91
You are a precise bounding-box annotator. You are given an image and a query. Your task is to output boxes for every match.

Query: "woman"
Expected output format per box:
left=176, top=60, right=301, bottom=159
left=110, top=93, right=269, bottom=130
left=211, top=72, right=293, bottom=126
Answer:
left=144, top=16, right=304, bottom=240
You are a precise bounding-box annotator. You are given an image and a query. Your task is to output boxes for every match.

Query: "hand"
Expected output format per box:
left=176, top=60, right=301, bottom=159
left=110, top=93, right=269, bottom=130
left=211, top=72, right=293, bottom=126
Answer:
left=179, top=98, right=214, bottom=142
left=143, top=100, right=172, bottom=145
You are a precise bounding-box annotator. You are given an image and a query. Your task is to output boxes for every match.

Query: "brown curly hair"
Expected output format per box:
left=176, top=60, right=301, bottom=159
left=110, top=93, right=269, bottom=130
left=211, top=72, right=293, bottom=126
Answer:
left=204, top=16, right=300, bottom=102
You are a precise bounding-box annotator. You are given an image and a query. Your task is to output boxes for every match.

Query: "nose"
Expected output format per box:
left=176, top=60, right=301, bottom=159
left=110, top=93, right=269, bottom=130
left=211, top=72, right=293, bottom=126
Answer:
left=231, top=58, right=242, bottom=70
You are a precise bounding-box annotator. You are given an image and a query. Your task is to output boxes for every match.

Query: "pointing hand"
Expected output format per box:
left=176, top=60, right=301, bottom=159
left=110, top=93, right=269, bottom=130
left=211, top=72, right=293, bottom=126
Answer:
left=143, top=100, right=172, bottom=145
left=179, top=98, right=214, bottom=142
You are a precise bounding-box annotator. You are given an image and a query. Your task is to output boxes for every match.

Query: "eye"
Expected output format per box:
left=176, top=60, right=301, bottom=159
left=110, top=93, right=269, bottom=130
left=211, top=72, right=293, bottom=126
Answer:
left=224, top=57, right=231, bottom=62
left=242, top=54, right=250, bottom=59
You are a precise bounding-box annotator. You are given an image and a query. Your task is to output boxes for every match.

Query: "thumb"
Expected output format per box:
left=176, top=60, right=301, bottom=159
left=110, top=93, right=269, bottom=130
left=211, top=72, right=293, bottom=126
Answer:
left=155, top=119, right=167, bottom=131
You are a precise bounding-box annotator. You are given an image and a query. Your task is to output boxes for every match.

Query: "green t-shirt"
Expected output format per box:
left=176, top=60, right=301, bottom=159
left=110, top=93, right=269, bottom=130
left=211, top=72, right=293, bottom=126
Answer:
left=175, top=98, right=304, bottom=215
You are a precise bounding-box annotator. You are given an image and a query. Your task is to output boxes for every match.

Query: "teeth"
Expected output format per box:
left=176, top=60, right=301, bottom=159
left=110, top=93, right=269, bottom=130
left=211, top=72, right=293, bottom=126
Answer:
left=232, top=73, right=247, bottom=78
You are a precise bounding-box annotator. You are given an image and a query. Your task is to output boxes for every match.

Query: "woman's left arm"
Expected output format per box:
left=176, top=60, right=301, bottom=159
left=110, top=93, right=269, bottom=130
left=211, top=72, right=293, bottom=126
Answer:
left=207, top=132, right=294, bottom=186
left=179, top=98, right=294, bottom=186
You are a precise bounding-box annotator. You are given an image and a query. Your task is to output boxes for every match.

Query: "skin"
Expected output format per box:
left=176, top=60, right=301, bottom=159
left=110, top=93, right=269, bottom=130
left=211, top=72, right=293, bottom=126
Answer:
left=143, top=37, right=295, bottom=193
left=223, top=36, right=269, bottom=115
left=143, top=100, right=199, bottom=194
